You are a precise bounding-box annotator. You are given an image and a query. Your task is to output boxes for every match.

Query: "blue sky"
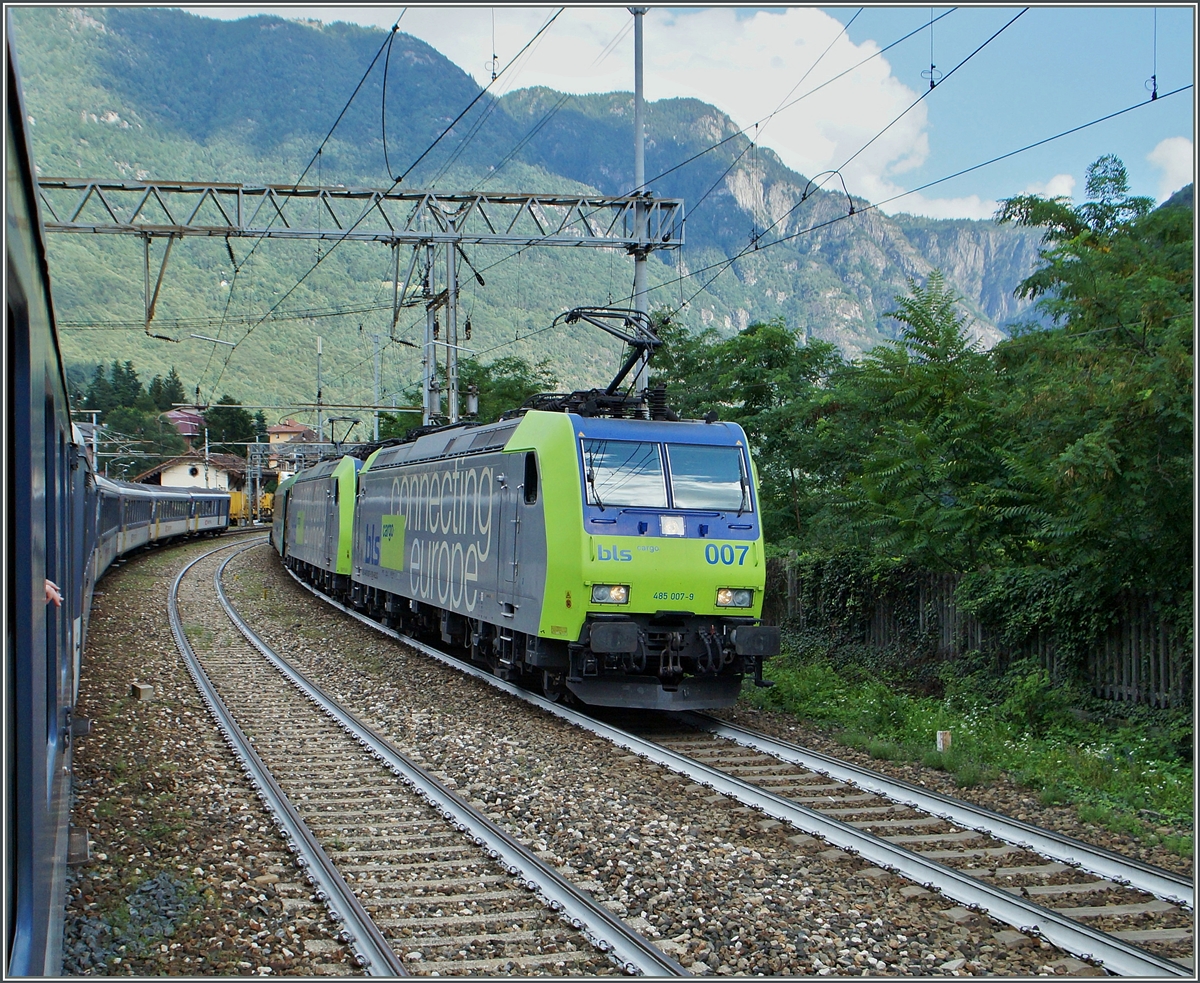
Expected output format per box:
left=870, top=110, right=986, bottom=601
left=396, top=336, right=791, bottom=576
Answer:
left=823, top=5, right=1195, bottom=212
left=181, top=5, right=1195, bottom=218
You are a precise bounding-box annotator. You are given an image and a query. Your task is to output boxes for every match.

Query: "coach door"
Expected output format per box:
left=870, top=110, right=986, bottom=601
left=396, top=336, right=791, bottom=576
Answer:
left=323, top=479, right=338, bottom=569
left=497, top=475, right=519, bottom=618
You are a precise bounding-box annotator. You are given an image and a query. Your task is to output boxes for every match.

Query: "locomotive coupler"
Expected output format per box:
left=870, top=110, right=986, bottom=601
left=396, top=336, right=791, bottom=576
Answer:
left=698, top=629, right=723, bottom=675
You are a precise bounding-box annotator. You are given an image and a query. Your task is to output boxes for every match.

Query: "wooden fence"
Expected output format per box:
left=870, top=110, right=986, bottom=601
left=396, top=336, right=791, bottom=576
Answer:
left=763, top=557, right=1191, bottom=708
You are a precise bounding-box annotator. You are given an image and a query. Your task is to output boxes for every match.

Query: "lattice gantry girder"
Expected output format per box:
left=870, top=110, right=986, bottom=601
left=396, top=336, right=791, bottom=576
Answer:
left=36, top=179, right=684, bottom=249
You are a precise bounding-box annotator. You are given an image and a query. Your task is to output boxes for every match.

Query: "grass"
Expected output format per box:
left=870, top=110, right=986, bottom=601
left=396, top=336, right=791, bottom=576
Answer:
left=744, top=648, right=1194, bottom=856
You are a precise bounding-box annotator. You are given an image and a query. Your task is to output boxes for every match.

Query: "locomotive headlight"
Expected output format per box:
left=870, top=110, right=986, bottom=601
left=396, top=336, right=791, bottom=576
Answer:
left=716, top=588, right=753, bottom=608
left=659, top=514, right=685, bottom=537
left=591, top=584, right=630, bottom=604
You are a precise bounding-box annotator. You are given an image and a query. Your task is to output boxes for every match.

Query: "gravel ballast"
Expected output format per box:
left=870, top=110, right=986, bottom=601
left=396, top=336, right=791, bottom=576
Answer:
left=712, top=707, right=1193, bottom=879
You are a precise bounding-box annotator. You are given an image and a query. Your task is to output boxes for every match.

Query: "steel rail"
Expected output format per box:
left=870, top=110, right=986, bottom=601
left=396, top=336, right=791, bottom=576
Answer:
left=680, top=711, right=1194, bottom=908
left=167, top=541, right=406, bottom=976
left=278, top=561, right=1189, bottom=978
left=224, top=550, right=687, bottom=977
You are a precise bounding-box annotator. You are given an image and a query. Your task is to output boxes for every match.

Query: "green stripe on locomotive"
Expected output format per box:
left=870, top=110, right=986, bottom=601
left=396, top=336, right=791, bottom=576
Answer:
left=503, top=412, right=767, bottom=645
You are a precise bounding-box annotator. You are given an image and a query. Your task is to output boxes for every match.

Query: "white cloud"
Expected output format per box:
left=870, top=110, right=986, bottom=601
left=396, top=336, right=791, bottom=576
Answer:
left=1147, top=137, right=1194, bottom=199
left=878, top=191, right=998, bottom=221
left=1021, top=173, right=1076, bottom=199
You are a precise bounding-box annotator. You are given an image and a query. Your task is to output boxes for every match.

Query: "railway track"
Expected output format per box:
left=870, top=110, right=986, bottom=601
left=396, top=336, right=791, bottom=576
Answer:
left=170, top=540, right=684, bottom=977
left=632, top=716, right=1194, bottom=974
left=274, top=554, right=1193, bottom=977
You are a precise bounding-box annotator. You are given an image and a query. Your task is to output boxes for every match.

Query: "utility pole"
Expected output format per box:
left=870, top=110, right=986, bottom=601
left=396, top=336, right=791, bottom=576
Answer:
left=315, top=335, right=323, bottom=451
left=446, top=233, right=459, bottom=424
left=423, top=243, right=438, bottom=426
left=630, top=6, right=650, bottom=405
left=372, top=332, right=382, bottom=441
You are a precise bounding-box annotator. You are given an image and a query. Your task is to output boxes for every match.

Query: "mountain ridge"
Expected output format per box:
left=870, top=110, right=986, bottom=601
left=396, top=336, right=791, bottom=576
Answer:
left=14, top=7, right=1052, bottom=411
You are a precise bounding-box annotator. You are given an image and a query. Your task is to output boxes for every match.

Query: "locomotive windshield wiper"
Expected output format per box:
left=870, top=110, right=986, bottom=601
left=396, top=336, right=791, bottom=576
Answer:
left=737, top=464, right=749, bottom=517
left=586, top=449, right=605, bottom=511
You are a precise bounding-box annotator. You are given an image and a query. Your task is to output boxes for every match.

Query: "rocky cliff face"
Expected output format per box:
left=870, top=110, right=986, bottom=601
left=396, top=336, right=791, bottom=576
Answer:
left=890, top=216, right=1047, bottom=328
left=710, top=163, right=1042, bottom=353
left=506, top=89, right=1049, bottom=353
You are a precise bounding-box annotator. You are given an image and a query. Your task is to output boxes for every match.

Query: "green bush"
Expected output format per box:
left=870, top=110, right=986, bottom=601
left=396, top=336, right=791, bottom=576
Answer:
left=996, top=660, right=1071, bottom=737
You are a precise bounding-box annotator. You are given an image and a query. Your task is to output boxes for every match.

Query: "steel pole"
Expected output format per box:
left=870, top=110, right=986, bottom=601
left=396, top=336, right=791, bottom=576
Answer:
left=372, top=333, right=381, bottom=441
left=631, top=7, right=649, bottom=404
left=446, top=238, right=459, bottom=424
left=423, top=243, right=436, bottom=425
left=143, top=234, right=150, bottom=331
left=315, top=335, right=323, bottom=452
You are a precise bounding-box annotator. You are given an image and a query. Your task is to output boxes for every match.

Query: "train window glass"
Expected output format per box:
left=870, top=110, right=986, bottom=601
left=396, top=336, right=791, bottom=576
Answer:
left=666, top=444, right=751, bottom=512
left=523, top=453, right=538, bottom=505
left=580, top=439, right=667, bottom=508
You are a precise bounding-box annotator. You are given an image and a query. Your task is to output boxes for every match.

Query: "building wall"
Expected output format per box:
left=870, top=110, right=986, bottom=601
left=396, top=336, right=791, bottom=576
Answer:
left=160, top=462, right=230, bottom=490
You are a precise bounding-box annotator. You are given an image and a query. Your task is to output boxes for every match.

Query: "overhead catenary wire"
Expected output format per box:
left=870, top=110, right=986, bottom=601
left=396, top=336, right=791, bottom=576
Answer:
left=395, top=8, right=564, bottom=185
left=838, top=7, right=1027, bottom=178
left=472, top=7, right=1017, bottom=366
left=468, top=7, right=953, bottom=285
left=474, top=80, right=1194, bottom=366
left=593, top=16, right=634, bottom=69
left=61, top=302, right=395, bottom=330
left=473, top=89, right=575, bottom=191
left=663, top=83, right=1193, bottom=315
left=198, top=8, right=407, bottom=395
left=429, top=10, right=563, bottom=188
left=632, top=6, right=866, bottom=199
left=665, top=7, right=1030, bottom=315
left=636, top=8, right=954, bottom=195
left=204, top=10, right=565, bottom=401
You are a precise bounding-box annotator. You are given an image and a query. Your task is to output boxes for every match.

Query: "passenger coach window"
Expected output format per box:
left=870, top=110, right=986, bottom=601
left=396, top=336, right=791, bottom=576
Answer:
left=666, top=444, right=751, bottom=512
left=523, top=452, right=538, bottom=504
left=580, top=439, right=667, bottom=508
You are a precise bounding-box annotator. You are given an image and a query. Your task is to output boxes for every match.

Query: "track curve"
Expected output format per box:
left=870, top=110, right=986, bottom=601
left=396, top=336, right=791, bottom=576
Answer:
left=182, top=540, right=685, bottom=976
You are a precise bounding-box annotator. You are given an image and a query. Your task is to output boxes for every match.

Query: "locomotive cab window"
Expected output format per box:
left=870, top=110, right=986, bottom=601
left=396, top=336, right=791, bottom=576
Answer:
left=666, top=444, right=752, bottom=512
left=523, top=452, right=538, bottom=505
left=580, top=439, right=667, bottom=508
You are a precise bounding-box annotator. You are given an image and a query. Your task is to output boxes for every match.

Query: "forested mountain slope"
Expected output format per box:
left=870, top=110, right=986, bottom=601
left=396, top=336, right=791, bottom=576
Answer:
left=13, top=7, right=1046, bottom=408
